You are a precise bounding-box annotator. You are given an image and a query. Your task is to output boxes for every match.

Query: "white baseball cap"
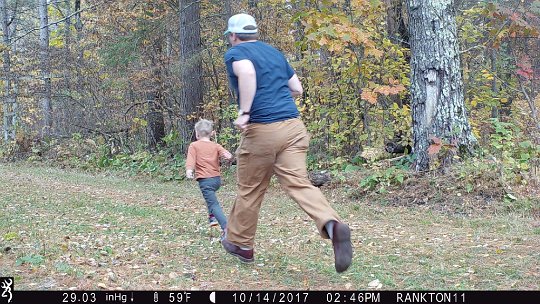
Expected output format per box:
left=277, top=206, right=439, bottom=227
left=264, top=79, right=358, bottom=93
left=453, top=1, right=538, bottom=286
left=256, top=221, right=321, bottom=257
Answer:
left=224, top=13, right=258, bottom=35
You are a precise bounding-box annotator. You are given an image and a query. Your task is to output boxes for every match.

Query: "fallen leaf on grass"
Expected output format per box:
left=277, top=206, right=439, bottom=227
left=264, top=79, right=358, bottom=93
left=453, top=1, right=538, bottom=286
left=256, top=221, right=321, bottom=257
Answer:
left=107, top=272, right=117, bottom=282
left=368, top=279, right=382, bottom=289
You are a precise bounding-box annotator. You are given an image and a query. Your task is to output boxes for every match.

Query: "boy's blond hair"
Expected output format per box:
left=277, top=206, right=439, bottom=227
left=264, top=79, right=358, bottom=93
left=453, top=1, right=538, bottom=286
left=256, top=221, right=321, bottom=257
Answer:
left=195, top=119, right=214, bottom=138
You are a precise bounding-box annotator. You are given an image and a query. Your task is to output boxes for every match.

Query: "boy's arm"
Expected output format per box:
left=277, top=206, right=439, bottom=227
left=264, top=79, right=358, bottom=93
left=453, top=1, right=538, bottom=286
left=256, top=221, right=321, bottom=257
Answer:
left=218, top=145, right=235, bottom=165
left=185, top=145, right=196, bottom=179
left=222, top=150, right=233, bottom=160
left=218, top=145, right=233, bottom=160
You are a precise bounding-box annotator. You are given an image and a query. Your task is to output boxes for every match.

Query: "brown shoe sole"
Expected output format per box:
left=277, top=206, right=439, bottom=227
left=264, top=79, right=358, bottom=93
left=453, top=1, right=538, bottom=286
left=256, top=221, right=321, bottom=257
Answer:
left=221, top=238, right=255, bottom=263
left=333, top=222, right=353, bottom=273
left=226, top=251, right=255, bottom=263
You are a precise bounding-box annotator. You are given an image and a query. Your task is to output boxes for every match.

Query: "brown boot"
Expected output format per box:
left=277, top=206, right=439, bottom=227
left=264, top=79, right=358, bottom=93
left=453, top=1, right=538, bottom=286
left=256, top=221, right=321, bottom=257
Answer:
left=221, top=238, right=254, bottom=263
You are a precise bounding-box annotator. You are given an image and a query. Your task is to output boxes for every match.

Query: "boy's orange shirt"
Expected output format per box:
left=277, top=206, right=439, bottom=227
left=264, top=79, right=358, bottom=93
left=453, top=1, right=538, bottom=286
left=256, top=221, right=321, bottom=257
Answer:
left=186, top=140, right=229, bottom=179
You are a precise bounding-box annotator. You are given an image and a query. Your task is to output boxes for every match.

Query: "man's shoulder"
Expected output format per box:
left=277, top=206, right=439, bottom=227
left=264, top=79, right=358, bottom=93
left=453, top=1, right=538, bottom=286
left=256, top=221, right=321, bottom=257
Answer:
left=240, top=40, right=275, bottom=51
left=225, top=46, right=243, bottom=59
left=227, top=41, right=273, bottom=53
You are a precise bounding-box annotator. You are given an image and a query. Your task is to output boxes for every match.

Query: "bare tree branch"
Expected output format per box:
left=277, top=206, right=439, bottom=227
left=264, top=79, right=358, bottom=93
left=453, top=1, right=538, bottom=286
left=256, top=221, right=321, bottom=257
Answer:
left=9, top=2, right=100, bottom=45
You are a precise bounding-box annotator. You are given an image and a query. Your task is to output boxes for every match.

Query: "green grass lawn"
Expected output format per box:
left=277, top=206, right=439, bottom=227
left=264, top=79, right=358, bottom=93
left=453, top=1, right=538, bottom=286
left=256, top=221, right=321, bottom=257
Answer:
left=0, top=163, right=538, bottom=290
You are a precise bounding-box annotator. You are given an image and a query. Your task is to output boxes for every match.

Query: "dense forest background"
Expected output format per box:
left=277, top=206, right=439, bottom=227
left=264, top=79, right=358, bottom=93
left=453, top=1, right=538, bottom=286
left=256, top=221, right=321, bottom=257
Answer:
left=2, top=0, right=539, bottom=291
left=1, top=0, right=539, bottom=198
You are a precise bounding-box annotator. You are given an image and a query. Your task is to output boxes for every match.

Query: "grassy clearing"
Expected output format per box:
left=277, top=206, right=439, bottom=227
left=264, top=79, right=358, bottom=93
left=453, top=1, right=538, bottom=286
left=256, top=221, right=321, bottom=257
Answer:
left=0, top=163, right=539, bottom=290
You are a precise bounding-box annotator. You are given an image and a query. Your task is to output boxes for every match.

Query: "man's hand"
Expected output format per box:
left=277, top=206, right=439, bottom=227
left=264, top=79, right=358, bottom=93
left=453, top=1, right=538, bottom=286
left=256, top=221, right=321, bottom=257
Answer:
left=234, top=114, right=250, bottom=130
left=186, top=170, right=194, bottom=179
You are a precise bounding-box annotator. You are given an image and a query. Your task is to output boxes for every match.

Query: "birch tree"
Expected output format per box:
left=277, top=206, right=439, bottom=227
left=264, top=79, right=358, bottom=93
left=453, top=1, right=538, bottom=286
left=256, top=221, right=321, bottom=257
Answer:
left=1, top=0, right=17, bottom=142
left=39, top=0, right=52, bottom=136
left=407, top=0, right=477, bottom=171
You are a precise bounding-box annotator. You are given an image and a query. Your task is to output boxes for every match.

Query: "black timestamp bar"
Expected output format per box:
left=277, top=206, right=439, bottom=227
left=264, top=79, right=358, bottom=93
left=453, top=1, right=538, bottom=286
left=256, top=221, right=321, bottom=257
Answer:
left=219, top=291, right=539, bottom=304
left=325, top=291, right=381, bottom=303
left=230, top=292, right=310, bottom=303
left=13, top=291, right=213, bottom=304
left=6, top=290, right=540, bottom=304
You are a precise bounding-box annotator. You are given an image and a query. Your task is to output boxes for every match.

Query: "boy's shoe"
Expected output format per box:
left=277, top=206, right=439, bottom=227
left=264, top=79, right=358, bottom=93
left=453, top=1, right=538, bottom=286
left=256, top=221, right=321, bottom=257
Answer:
left=332, top=222, right=353, bottom=273
left=209, top=215, right=219, bottom=227
left=220, top=228, right=227, bottom=241
left=221, top=238, right=254, bottom=263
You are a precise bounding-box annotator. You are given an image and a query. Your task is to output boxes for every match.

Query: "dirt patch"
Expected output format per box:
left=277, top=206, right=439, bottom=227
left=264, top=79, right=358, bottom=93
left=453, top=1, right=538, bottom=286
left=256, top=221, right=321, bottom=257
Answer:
left=338, top=161, right=537, bottom=216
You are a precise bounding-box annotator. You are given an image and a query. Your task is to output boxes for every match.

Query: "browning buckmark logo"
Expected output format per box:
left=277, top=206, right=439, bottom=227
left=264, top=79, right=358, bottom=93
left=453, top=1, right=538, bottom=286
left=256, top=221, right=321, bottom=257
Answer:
left=0, top=277, right=13, bottom=304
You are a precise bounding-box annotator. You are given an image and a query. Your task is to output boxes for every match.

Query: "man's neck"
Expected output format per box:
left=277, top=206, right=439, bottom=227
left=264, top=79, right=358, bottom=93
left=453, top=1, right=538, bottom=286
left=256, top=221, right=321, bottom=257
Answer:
left=198, top=137, right=211, bottom=142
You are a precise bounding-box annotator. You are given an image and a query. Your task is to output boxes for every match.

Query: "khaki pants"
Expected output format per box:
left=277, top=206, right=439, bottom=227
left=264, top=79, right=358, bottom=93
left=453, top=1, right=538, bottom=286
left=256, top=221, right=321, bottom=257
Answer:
left=227, top=118, right=341, bottom=248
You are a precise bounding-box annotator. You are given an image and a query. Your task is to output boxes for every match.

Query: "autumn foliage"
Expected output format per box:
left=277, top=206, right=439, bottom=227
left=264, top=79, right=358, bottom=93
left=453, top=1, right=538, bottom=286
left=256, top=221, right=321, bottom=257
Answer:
left=0, top=0, right=538, bottom=179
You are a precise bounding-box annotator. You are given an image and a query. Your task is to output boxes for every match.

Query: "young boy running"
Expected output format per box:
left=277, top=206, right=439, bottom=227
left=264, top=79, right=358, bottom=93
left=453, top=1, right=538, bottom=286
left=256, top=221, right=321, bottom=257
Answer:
left=185, top=119, right=233, bottom=232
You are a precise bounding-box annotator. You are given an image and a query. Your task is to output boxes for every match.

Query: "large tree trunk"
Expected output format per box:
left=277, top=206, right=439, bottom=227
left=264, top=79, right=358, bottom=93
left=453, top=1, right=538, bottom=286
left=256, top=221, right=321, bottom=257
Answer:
left=178, top=0, right=203, bottom=152
left=217, top=1, right=232, bottom=138
left=248, top=0, right=258, bottom=10
left=146, top=35, right=166, bottom=151
left=146, top=91, right=165, bottom=151
left=407, top=0, right=476, bottom=172
left=74, top=0, right=82, bottom=40
left=385, top=0, right=409, bottom=47
left=224, top=0, right=231, bottom=18
left=1, top=0, right=16, bottom=142
left=39, top=0, right=53, bottom=137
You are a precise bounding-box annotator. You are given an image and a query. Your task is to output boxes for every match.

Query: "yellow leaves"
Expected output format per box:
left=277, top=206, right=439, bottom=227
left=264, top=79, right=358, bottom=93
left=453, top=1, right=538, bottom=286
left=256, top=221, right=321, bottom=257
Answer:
left=365, top=47, right=383, bottom=59
left=472, top=127, right=482, bottom=140
left=302, top=10, right=381, bottom=56
left=481, top=69, right=494, bottom=80
left=470, top=96, right=480, bottom=108
left=318, top=36, right=329, bottom=46
left=49, top=36, right=64, bottom=48
left=3, top=232, right=18, bottom=241
left=328, top=42, right=344, bottom=53
left=99, top=73, right=110, bottom=80
left=351, top=0, right=368, bottom=6
left=330, top=121, right=340, bottom=132
left=0, top=43, right=9, bottom=53
left=131, top=118, right=148, bottom=133
left=83, top=50, right=93, bottom=60
left=361, top=147, right=386, bottom=162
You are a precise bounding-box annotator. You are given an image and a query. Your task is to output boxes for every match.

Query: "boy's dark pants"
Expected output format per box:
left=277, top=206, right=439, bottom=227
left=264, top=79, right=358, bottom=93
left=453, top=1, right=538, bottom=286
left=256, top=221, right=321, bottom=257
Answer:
left=198, top=176, right=227, bottom=229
